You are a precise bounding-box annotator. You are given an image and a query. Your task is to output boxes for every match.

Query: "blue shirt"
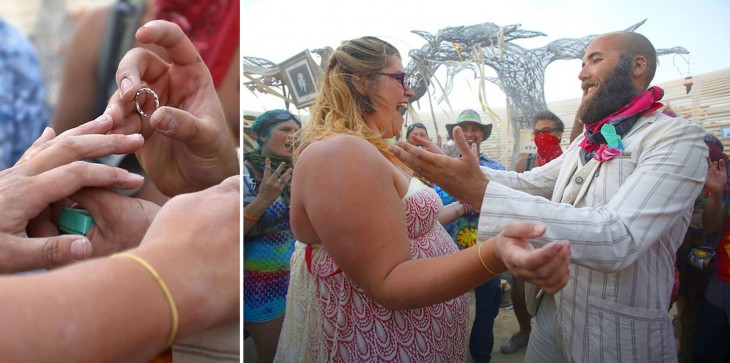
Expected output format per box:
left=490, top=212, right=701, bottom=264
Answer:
left=436, top=153, right=505, bottom=249
left=0, top=17, right=49, bottom=169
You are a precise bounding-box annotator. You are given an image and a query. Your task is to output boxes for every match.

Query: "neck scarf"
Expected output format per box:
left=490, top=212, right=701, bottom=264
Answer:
left=534, top=133, right=563, bottom=166
left=244, top=149, right=293, bottom=205
left=154, top=0, right=239, bottom=87
left=580, top=86, right=664, bottom=162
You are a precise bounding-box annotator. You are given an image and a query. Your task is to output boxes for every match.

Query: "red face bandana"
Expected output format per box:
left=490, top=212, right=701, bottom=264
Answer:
left=534, top=133, right=563, bottom=166
left=154, top=0, right=239, bottom=87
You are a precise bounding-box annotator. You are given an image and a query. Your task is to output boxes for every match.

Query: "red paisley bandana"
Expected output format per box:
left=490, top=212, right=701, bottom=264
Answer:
left=154, top=0, right=239, bottom=87
left=534, top=133, right=563, bottom=166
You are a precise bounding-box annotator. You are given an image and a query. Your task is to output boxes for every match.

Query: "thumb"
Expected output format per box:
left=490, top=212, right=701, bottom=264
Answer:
left=149, top=106, right=224, bottom=152
left=0, top=234, right=93, bottom=273
left=501, top=222, right=547, bottom=240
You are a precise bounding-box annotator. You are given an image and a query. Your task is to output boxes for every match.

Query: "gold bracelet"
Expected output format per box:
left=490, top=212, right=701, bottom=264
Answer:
left=477, top=243, right=498, bottom=276
left=113, top=252, right=179, bottom=348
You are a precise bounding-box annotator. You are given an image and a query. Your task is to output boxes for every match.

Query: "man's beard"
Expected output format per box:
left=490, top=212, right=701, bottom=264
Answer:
left=579, top=56, right=639, bottom=125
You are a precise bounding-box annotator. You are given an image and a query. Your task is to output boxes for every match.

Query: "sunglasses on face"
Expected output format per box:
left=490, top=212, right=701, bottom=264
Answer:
left=266, top=111, right=301, bottom=124
left=533, top=127, right=560, bottom=136
left=379, top=72, right=413, bottom=90
left=407, top=123, right=426, bottom=133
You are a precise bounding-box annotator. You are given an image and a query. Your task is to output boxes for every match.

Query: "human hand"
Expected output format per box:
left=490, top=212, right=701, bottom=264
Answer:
left=33, top=187, right=159, bottom=258
left=495, top=222, right=571, bottom=294
left=704, top=158, right=727, bottom=196
left=391, top=126, right=487, bottom=209
left=257, top=158, right=293, bottom=205
left=137, top=176, right=240, bottom=329
left=0, top=232, right=94, bottom=273
left=107, top=20, right=238, bottom=197
left=410, top=134, right=444, bottom=155
left=3, top=114, right=144, bottom=239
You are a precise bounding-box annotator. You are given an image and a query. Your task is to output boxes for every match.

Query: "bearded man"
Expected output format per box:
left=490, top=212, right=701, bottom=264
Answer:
left=391, top=31, right=707, bottom=362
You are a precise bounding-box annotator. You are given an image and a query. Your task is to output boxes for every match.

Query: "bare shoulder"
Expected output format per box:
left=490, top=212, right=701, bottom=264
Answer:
left=298, top=135, right=386, bottom=169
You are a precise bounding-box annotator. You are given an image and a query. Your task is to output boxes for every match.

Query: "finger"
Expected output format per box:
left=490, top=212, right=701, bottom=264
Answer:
left=501, top=222, right=547, bottom=240
left=390, top=140, right=440, bottom=175
left=30, top=162, right=145, bottom=204
left=115, top=47, right=170, bottom=100
left=452, top=127, right=478, bottom=164
left=15, top=127, right=56, bottom=166
left=412, top=135, right=443, bottom=155
left=263, top=158, right=271, bottom=178
left=719, top=159, right=727, bottom=173
left=148, top=106, right=228, bottom=148
left=0, top=234, right=93, bottom=273
left=17, top=114, right=115, bottom=166
left=514, top=239, right=568, bottom=272
left=20, top=134, right=144, bottom=176
left=531, top=242, right=571, bottom=293
left=280, top=167, right=293, bottom=183
left=135, top=20, right=201, bottom=69
left=273, top=162, right=287, bottom=177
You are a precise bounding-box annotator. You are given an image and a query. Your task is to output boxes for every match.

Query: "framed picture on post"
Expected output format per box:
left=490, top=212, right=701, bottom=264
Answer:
left=278, top=50, right=321, bottom=108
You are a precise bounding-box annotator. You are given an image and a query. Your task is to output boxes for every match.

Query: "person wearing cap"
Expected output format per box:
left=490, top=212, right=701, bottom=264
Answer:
left=243, top=109, right=300, bottom=363
left=674, top=133, right=728, bottom=362
left=436, top=109, right=505, bottom=362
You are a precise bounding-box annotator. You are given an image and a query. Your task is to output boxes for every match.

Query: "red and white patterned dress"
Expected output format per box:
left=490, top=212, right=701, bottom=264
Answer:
left=275, top=179, right=468, bottom=362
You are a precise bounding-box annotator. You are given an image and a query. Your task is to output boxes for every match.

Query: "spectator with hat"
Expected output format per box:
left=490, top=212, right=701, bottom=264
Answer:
left=437, top=109, right=505, bottom=362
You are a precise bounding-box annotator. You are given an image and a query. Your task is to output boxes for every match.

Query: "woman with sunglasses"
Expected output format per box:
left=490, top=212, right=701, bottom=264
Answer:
left=244, top=109, right=300, bottom=363
left=275, top=36, right=570, bottom=362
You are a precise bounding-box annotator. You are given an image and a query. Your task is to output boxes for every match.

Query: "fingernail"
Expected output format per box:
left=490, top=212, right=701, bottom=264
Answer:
left=70, top=239, right=92, bottom=260
left=119, top=78, right=132, bottom=97
left=125, top=172, right=145, bottom=182
left=126, top=133, right=143, bottom=140
left=40, top=127, right=54, bottom=139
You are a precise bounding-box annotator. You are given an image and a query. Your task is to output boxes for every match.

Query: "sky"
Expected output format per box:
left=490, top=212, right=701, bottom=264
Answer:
left=242, top=0, right=730, bottom=113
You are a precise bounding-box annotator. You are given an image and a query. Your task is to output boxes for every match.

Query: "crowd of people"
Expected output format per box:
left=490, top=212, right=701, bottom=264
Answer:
left=7, top=3, right=728, bottom=362
left=244, top=28, right=730, bottom=363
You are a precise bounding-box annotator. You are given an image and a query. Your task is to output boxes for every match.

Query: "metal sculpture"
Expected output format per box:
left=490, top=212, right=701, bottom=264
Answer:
left=243, top=19, right=689, bottom=161
left=406, top=19, right=688, bottom=160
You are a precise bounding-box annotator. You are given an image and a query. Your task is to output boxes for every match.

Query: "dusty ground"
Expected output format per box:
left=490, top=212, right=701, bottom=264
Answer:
left=244, top=289, right=527, bottom=363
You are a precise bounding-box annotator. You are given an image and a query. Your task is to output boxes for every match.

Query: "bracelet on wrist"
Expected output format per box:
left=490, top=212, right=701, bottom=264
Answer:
left=244, top=212, right=259, bottom=222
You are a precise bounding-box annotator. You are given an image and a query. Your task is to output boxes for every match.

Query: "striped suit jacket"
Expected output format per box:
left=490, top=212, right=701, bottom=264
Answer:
left=477, top=110, right=707, bottom=362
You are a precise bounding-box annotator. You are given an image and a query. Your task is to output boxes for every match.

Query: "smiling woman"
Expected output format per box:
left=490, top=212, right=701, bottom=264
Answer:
left=274, top=35, right=571, bottom=362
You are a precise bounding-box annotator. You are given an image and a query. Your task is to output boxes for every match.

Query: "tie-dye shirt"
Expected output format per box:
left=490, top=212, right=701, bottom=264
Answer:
left=243, top=165, right=296, bottom=322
